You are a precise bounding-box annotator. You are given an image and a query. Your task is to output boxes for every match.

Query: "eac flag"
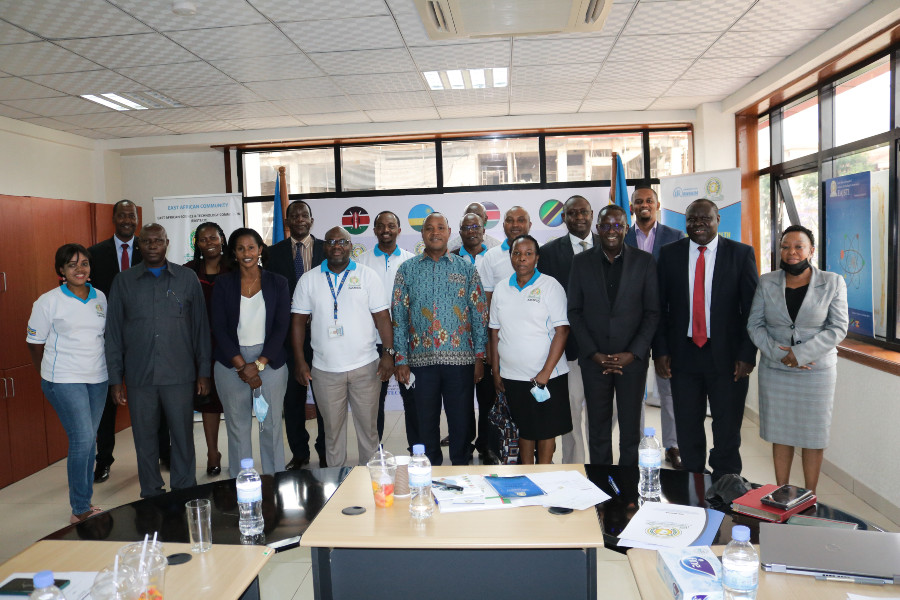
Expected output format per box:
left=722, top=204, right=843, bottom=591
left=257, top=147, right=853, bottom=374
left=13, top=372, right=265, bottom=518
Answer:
left=272, top=174, right=285, bottom=243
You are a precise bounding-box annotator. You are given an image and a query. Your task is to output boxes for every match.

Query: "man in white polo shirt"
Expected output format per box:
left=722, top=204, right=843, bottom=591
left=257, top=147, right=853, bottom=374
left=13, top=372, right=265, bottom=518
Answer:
left=479, top=206, right=532, bottom=302
left=291, top=227, right=395, bottom=467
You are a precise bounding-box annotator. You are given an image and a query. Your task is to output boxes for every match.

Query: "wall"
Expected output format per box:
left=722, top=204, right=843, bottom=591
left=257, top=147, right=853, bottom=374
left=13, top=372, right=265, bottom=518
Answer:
left=693, top=102, right=737, bottom=172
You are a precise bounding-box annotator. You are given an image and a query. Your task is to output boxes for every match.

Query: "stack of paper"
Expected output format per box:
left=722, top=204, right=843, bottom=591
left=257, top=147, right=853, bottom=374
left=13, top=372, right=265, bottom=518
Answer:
left=617, top=502, right=725, bottom=550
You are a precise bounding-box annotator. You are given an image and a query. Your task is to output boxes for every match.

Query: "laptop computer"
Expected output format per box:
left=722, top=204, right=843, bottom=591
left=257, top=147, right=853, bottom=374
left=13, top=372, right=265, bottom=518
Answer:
left=760, top=523, right=900, bottom=585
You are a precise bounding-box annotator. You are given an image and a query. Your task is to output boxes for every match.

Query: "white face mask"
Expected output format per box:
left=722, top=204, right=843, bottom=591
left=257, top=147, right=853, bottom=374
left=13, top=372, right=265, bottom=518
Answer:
left=530, top=384, right=551, bottom=403
left=253, top=388, right=269, bottom=430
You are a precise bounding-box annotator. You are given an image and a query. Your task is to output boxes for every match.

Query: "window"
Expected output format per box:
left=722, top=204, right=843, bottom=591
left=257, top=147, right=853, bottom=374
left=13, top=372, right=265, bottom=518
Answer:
left=441, top=137, right=540, bottom=187
left=340, top=143, right=436, bottom=192
left=834, top=57, right=890, bottom=147
left=757, top=116, right=770, bottom=169
left=759, top=174, right=771, bottom=273
left=245, top=201, right=275, bottom=244
left=242, top=148, right=335, bottom=197
left=544, top=134, right=643, bottom=183
left=648, top=132, right=692, bottom=178
left=782, top=94, right=818, bottom=161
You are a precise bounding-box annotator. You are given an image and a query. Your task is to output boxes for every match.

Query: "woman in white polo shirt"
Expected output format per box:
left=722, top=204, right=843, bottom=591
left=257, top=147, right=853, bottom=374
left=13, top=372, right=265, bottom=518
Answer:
left=27, top=243, right=108, bottom=524
left=489, top=235, right=572, bottom=464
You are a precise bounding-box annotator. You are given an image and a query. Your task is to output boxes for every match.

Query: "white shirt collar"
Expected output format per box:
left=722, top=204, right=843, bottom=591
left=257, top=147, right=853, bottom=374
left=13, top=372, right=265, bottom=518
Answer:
left=569, top=232, right=592, bottom=252
left=689, top=234, right=719, bottom=253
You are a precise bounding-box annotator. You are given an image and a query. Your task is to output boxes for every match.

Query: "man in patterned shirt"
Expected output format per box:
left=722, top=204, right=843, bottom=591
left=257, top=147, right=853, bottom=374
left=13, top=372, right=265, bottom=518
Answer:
left=393, top=213, right=489, bottom=465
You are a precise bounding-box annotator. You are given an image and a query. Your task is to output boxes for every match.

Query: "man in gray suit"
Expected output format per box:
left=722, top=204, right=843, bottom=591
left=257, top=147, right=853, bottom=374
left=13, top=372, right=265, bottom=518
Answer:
left=624, top=185, right=686, bottom=469
left=568, top=205, right=660, bottom=465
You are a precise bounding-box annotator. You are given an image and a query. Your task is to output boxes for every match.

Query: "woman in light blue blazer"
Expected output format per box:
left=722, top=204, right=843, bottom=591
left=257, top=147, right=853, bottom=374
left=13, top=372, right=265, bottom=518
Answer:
left=747, top=225, right=848, bottom=493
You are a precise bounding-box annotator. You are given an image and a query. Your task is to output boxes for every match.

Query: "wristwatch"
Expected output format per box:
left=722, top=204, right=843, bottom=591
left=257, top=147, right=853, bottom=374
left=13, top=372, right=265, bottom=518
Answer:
left=382, top=347, right=396, bottom=358
left=254, top=359, right=266, bottom=371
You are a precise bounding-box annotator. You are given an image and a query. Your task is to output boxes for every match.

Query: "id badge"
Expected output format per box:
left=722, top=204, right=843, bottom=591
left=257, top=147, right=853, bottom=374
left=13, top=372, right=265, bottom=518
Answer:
left=328, top=324, right=344, bottom=338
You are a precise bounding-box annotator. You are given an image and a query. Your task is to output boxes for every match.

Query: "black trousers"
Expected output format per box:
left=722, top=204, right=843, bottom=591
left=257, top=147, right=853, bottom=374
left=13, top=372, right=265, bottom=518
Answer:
left=284, top=346, right=325, bottom=465
left=580, top=359, right=647, bottom=466
left=411, top=364, right=475, bottom=466
left=376, top=346, right=419, bottom=450
left=469, top=361, right=496, bottom=455
left=669, top=342, right=749, bottom=478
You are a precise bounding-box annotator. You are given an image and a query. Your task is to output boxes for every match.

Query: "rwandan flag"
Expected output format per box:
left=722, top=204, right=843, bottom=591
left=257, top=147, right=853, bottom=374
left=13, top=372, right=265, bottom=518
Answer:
left=273, top=173, right=285, bottom=243
left=614, top=153, right=631, bottom=226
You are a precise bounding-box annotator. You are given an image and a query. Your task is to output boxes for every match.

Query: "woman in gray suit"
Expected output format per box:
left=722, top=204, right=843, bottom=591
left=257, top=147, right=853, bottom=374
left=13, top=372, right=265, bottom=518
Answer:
left=747, top=225, right=848, bottom=492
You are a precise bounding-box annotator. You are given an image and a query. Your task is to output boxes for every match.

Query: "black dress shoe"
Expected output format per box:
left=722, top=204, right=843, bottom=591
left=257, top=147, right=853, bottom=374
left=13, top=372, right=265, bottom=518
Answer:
left=440, top=435, right=450, bottom=447
left=207, top=451, right=222, bottom=476
left=319, top=457, right=328, bottom=468
left=285, top=456, right=310, bottom=471
left=94, top=464, right=110, bottom=483
left=665, top=447, right=684, bottom=470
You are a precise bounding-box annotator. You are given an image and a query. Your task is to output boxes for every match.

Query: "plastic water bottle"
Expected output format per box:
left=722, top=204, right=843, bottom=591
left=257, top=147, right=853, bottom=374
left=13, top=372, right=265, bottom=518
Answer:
left=29, top=571, right=64, bottom=600
left=722, top=525, right=759, bottom=600
left=236, top=457, right=264, bottom=535
left=638, top=427, right=662, bottom=499
left=408, top=444, right=433, bottom=520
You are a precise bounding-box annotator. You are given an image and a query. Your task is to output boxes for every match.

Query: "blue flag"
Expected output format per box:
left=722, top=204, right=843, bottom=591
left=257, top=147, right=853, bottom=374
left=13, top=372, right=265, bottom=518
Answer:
left=614, top=154, right=631, bottom=225
left=272, top=173, right=285, bottom=243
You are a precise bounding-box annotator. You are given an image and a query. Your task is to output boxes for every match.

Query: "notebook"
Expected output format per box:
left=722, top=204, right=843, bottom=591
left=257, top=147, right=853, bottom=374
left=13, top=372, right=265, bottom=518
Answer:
left=759, top=522, right=900, bottom=585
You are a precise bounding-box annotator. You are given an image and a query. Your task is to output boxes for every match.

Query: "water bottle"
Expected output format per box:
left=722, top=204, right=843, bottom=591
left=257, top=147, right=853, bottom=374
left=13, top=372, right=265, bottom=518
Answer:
left=408, top=444, right=433, bottom=520
left=29, top=571, right=64, bottom=600
left=722, top=525, right=759, bottom=600
left=236, top=458, right=264, bottom=535
left=638, top=427, right=662, bottom=499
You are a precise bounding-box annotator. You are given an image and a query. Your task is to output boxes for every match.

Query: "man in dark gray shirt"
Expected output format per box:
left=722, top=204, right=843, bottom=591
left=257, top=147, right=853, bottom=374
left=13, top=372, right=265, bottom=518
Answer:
left=105, top=224, right=211, bottom=498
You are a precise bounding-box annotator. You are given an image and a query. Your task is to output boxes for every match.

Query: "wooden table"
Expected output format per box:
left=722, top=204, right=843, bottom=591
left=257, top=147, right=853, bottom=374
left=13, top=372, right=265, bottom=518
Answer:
left=301, top=464, right=613, bottom=600
left=0, top=541, right=273, bottom=600
left=628, top=545, right=900, bottom=599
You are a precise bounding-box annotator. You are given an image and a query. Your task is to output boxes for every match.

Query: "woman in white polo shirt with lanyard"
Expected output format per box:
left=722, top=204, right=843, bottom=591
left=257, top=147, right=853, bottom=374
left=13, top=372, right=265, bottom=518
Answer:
left=27, top=243, right=108, bottom=524
left=489, top=235, right=572, bottom=464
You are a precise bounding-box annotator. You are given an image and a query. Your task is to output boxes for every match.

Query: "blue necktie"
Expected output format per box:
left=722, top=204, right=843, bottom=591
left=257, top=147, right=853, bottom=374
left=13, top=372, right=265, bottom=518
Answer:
left=293, top=243, right=305, bottom=281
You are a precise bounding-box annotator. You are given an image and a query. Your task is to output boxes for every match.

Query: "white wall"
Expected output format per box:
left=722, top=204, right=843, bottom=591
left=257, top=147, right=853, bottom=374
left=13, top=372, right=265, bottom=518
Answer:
left=693, top=102, right=736, bottom=172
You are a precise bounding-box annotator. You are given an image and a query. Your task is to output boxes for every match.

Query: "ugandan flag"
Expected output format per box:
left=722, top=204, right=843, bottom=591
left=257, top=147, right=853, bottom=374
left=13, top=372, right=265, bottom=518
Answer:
left=342, top=206, right=369, bottom=235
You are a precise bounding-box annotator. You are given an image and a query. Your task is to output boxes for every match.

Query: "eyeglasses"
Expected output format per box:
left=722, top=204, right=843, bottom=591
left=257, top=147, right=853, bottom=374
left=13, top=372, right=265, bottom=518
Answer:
left=323, top=239, right=351, bottom=248
left=597, top=223, right=626, bottom=233
left=460, top=225, right=483, bottom=232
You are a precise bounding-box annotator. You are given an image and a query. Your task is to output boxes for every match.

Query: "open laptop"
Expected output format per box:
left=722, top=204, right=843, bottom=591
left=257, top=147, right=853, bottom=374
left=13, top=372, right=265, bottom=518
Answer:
left=760, top=523, right=900, bottom=585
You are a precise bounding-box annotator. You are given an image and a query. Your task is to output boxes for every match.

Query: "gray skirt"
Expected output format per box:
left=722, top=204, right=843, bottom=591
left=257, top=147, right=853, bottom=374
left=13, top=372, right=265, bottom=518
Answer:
left=758, top=362, right=837, bottom=449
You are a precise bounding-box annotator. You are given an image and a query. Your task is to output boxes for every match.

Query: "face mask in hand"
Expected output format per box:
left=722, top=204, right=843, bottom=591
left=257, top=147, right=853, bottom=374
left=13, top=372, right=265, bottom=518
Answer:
left=253, top=388, right=269, bottom=431
left=530, top=382, right=551, bottom=403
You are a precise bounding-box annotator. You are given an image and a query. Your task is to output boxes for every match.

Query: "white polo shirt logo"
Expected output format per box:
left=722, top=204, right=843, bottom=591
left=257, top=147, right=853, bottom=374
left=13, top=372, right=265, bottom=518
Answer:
left=95, top=303, right=106, bottom=318
left=527, top=288, right=542, bottom=303
left=347, top=275, right=362, bottom=289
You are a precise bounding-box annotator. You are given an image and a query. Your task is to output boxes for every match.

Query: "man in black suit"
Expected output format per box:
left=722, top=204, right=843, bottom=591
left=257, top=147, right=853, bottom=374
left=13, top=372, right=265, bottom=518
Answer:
left=568, top=205, right=659, bottom=466
left=265, top=200, right=326, bottom=469
left=653, top=198, right=759, bottom=478
left=538, top=195, right=599, bottom=464
left=88, top=199, right=141, bottom=483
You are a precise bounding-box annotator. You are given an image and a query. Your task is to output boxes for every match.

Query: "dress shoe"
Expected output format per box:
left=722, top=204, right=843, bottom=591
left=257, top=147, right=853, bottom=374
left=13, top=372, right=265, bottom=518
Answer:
left=665, top=447, right=684, bottom=470
left=94, top=464, right=110, bottom=483
left=286, top=456, right=310, bottom=471
left=319, top=457, right=328, bottom=468
left=440, top=435, right=450, bottom=447
left=207, top=451, right=222, bottom=476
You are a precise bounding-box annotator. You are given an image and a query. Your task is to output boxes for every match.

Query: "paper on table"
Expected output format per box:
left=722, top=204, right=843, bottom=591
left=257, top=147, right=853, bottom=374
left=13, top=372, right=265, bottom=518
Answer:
left=847, top=595, right=900, bottom=600
left=512, top=471, right=610, bottom=511
left=618, top=503, right=710, bottom=549
left=0, top=571, right=96, bottom=600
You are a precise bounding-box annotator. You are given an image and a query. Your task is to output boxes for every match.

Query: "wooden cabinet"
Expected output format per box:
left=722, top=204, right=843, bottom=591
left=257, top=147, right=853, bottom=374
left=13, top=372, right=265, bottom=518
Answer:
left=2, top=365, right=48, bottom=481
left=0, top=196, right=37, bottom=369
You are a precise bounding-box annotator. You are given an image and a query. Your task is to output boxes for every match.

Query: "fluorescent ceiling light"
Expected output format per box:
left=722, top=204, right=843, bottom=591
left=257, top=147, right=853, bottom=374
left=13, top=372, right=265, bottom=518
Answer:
left=102, top=93, right=148, bottom=110
left=81, top=94, right=128, bottom=111
left=422, top=68, right=507, bottom=90
left=493, top=67, right=508, bottom=88
left=446, top=70, right=465, bottom=90
left=423, top=71, right=444, bottom=90
left=469, top=69, right=485, bottom=89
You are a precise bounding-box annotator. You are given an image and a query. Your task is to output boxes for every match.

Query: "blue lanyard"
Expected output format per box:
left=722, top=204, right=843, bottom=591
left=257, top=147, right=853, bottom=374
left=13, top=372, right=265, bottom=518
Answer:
left=325, top=271, right=349, bottom=321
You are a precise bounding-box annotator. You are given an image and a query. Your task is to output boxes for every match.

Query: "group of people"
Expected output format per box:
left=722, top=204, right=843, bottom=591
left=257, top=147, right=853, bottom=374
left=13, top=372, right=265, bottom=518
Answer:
left=27, top=189, right=849, bottom=525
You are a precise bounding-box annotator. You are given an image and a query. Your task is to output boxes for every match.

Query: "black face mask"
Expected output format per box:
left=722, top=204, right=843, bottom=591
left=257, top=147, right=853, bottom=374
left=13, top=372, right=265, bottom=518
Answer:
left=780, top=259, right=810, bottom=276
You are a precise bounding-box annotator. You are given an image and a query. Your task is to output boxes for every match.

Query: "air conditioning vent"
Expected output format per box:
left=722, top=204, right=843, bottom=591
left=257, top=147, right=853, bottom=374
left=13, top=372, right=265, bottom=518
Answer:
left=413, top=0, right=613, bottom=40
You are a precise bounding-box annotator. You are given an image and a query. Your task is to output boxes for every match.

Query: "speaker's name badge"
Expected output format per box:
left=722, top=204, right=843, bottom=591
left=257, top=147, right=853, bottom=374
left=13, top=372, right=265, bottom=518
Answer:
left=328, top=324, right=344, bottom=338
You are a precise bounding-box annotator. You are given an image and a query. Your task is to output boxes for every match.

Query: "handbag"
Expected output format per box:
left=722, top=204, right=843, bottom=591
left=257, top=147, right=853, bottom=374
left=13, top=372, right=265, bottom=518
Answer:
left=488, top=391, right=519, bottom=465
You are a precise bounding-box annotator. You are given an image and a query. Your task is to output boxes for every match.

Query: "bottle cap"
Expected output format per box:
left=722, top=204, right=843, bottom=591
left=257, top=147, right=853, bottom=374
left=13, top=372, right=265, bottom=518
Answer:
left=643, top=427, right=655, bottom=437
left=33, top=571, right=54, bottom=588
left=240, top=458, right=254, bottom=469
left=412, top=444, right=425, bottom=455
left=732, top=525, right=751, bottom=542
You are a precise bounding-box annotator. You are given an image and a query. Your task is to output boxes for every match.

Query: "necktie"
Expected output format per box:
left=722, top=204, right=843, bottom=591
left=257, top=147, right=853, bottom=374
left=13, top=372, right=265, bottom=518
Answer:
left=121, top=243, right=130, bottom=272
left=692, top=246, right=707, bottom=347
left=579, top=241, right=589, bottom=253
left=293, top=242, right=305, bottom=281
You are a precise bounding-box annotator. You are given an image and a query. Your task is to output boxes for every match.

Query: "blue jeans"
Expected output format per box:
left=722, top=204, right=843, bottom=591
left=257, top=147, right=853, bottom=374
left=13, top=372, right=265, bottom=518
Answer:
left=40, top=380, right=108, bottom=515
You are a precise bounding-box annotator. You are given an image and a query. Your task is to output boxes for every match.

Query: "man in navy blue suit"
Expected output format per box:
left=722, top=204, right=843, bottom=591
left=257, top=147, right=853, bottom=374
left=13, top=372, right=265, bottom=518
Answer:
left=624, top=185, right=685, bottom=469
left=653, top=198, right=758, bottom=479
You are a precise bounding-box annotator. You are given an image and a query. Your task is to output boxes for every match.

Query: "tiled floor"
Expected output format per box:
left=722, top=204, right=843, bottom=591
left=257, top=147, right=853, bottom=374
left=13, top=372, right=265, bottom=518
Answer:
left=1, top=407, right=897, bottom=599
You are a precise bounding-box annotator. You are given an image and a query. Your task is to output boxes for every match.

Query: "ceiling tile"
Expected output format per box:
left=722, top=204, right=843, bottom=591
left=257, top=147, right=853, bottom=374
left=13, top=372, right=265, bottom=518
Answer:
left=510, top=100, right=581, bottom=115
left=298, top=111, right=370, bottom=125
left=3, top=95, right=108, bottom=116
left=599, top=2, right=636, bottom=37
left=249, top=0, right=389, bottom=22
left=244, top=77, right=343, bottom=100
left=0, top=42, right=101, bottom=76
left=682, top=56, right=782, bottom=79
left=513, top=38, right=614, bottom=67
left=56, top=111, right=148, bottom=128
left=648, top=96, right=726, bottom=110
left=0, top=103, right=40, bottom=119
left=430, top=88, right=509, bottom=106
left=200, top=102, right=287, bottom=120
left=511, top=64, right=599, bottom=87
left=58, top=34, right=199, bottom=69
left=330, top=72, right=425, bottom=95
left=436, top=103, right=509, bottom=119
left=366, top=107, right=439, bottom=122
left=511, top=82, right=591, bottom=102
left=599, top=59, right=692, bottom=81
left=67, top=128, right=118, bottom=139
left=227, top=115, right=305, bottom=130
left=349, top=90, right=434, bottom=110
left=664, top=77, right=754, bottom=97
left=310, top=48, right=416, bottom=76
left=410, top=41, right=511, bottom=70
left=0, top=21, right=41, bottom=44
left=608, top=33, right=719, bottom=61
left=95, top=123, right=177, bottom=136
left=274, top=96, right=360, bottom=115
left=281, top=16, right=403, bottom=53
left=704, top=30, right=824, bottom=58
left=624, top=0, right=754, bottom=34
left=588, top=79, right=675, bottom=99
left=733, top=0, right=871, bottom=31
left=0, top=0, right=150, bottom=38
left=167, top=25, right=298, bottom=61
left=580, top=97, right=655, bottom=111
left=19, top=116, right=83, bottom=131
left=26, top=70, right=146, bottom=96
left=108, top=0, right=267, bottom=32
left=0, top=77, right=64, bottom=101
left=161, top=120, right=238, bottom=133
left=117, top=62, right=235, bottom=89
left=211, top=54, right=323, bottom=82
left=131, top=107, right=212, bottom=124
left=160, top=84, right=263, bottom=106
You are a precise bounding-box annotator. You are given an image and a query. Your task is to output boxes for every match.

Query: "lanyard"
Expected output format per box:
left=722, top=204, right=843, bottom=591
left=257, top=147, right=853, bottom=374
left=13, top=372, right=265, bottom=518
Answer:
left=325, top=270, right=349, bottom=321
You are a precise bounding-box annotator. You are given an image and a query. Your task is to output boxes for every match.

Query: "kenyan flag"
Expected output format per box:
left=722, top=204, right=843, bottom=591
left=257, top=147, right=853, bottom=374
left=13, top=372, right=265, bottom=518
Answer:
left=342, top=206, right=369, bottom=235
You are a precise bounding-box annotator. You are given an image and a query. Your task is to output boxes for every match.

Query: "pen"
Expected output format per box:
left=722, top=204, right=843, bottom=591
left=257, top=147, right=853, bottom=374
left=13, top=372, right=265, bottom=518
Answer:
left=607, top=476, right=621, bottom=496
left=433, top=479, right=464, bottom=491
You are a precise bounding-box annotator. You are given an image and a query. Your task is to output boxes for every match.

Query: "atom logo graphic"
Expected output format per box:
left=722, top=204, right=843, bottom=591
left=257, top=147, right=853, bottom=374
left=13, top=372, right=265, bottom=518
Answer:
left=839, top=233, right=865, bottom=289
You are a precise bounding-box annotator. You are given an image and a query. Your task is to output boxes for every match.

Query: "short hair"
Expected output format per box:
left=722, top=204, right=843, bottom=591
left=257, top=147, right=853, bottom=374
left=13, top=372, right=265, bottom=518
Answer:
left=509, top=234, right=540, bottom=256
left=226, top=227, right=266, bottom=262
left=423, top=212, right=449, bottom=227
left=459, top=212, right=485, bottom=227
left=564, top=194, right=589, bottom=207
left=374, top=211, right=400, bottom=226
left=687, top=198, right=718, bottom=214
left=782, top=224, right=815, bottom=247
left=112, top=199, right=135, bottom=215
left=55, top=243, right=91, bottom=278
left=192, top=221, right=228, bottom=264
left=286, top=200, right=312, bottom=219
left=598, top=204, right=627, bottom=220
left=631, top=185, right=658, bottom=201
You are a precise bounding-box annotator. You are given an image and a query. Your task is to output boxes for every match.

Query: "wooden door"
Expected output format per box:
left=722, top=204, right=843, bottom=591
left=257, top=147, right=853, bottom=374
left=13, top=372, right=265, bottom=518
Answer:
left=0, top=376, right=12, bottom=488
left=0, top=196, right=36, bottom=369
left=4, top=365, right=48, bottom=480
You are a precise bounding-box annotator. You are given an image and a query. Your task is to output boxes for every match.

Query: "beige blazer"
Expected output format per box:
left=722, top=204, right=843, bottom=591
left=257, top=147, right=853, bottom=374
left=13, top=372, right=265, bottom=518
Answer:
left=747, top=266, right=848, bottom=371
